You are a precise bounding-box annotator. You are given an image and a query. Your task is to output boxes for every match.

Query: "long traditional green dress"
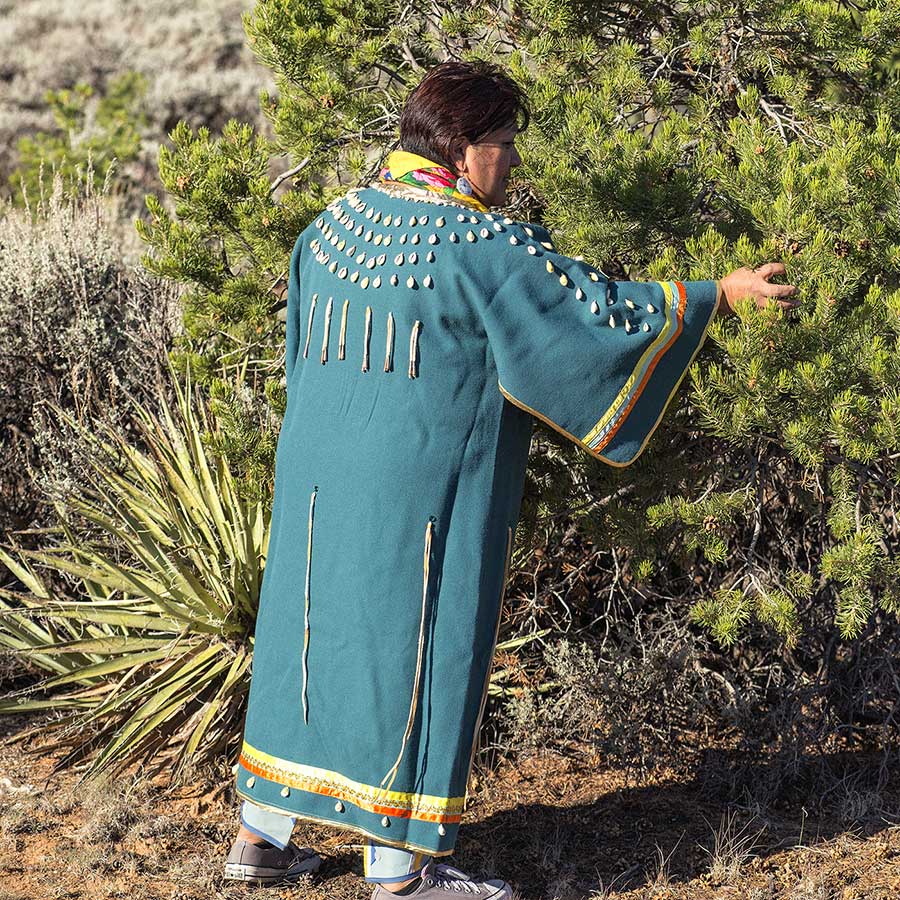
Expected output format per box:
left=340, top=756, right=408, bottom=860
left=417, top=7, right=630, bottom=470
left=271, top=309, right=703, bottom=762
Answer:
left=233, top=152, right=720, bottom=857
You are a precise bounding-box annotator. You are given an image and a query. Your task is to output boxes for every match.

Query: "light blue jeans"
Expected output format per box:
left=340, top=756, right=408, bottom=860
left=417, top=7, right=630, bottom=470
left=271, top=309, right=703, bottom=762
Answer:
left=240, top=799, right=431, bottom=883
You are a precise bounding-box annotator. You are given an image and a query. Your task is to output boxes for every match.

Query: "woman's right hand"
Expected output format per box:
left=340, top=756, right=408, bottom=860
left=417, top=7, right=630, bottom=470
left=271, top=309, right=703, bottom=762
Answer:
left=718, top=263, right=799, bottom=315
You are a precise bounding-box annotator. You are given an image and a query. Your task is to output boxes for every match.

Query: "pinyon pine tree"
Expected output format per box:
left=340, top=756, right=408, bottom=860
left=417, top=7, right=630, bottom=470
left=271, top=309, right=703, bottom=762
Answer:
left=136, top=0, right=900, bottom=648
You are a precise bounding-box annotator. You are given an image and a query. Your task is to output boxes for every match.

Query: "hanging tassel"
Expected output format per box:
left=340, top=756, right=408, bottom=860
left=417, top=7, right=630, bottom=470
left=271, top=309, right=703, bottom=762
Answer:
left=408, top=320, right=422, bottom=378
left=320, top=296, right=333, bottom=364
left=338, top=299, right=350, bottom=360
left=463, top=525, right=513, bottom=809
left=362, top=306, right=372, bottom=372
left=384, top=311, right=395, bottom=373
left=377, top=518, right=434, bottom=798
left=302, top=293, right=318, bottom=359
left=302, top=486, right=318, bottom=724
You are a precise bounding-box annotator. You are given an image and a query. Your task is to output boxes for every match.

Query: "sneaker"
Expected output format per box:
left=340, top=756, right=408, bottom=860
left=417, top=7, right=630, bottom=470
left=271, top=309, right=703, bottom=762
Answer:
left=223, top=838, right=322, bottom=885
left=370, top=859, right=512, bottom=898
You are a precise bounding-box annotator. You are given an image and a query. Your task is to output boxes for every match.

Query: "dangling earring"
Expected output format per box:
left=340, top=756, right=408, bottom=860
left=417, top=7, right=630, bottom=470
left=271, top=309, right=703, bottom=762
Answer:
left=456, top=174, right=473, bottom=196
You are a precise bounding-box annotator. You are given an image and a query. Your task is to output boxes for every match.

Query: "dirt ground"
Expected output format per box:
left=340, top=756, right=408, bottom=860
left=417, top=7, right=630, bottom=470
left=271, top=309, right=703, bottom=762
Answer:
left=1, top=711, right=899, bottom=900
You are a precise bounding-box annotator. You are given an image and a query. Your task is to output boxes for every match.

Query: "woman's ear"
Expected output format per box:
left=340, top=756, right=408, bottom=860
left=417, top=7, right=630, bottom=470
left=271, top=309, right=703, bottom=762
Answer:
left=447, top=135, right=469, bottom=175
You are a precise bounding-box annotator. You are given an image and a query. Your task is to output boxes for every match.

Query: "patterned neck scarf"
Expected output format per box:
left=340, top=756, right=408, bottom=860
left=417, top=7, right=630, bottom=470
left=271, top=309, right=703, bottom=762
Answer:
left=378, top=150, right=489, bottom=212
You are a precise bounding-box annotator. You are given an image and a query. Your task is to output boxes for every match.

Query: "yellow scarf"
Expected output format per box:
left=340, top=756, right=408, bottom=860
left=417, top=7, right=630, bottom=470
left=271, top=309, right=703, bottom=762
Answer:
left=378, top=150, right=489, bottom=212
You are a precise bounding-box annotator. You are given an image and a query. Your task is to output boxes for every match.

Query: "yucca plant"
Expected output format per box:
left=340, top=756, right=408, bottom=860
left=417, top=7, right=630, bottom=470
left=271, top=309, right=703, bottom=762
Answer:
left=0, top=365, right=268, bottom=785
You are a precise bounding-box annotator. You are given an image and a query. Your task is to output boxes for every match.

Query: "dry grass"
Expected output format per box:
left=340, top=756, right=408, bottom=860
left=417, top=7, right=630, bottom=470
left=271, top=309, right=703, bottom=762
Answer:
left=0, top=0, right=276, bottom=201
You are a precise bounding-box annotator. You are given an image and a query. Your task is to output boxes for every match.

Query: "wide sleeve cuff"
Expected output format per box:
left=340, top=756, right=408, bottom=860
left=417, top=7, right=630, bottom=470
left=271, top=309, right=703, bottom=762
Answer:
left=578, top=278, right=720, bottom=465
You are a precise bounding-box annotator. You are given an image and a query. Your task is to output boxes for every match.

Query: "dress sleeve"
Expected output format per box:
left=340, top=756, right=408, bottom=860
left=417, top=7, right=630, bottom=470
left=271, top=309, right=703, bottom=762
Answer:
left=478, top=222, right=721, bottom=467
left=285, top=233, right=304, bottom=386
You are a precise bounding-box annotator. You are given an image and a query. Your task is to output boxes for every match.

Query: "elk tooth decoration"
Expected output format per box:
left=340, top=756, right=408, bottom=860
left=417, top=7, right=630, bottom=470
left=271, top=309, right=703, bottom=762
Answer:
left=546, top=260, right=554, bottom=273
left=411, top=233, right=420, bottom=245
left=366, top=258, right=376, bottom=269
left=436, top=216, right=446, bottom=227
left=374, top=234, right=383, bottom=246
left=410, top=216, right=418, bottom=226
left=589, top=272, right=600, bottom=282
left=420, top=215, right=429, bottom=225
left=361, top=276, right=369, bottom=289
left=329, top=261, right=338, bottom=273
left=575, top=287, right=585, bottom=301
left=365, top=229, right=373, bottom=242
left=355, top=224, right=364, bottom=236
left=347, top=245, right=356, bottom=257
left=423, top=274, right=433, bottom=288
left=449, top=232, right=459, bottom=243
left=365, top=208, right=374, bottom=219
left=373, top=275, right=382, bottom=288
left=509, top=235, right=520, bottom=245
left=493, top=222, right=504, bottom=232
left=503, top=216, right=513, bottom=224
left=350, top=271, right=359, bottom=283
left=400, top=233, right=408, bottom=244
left=409, top=252, right=418, bottom=264
left=647, top=303, right=657, bottom=313
left=394, top=216, right=403, bottom=227
left=480, top=227, right=490, bottom=239
left=390, top=274, right=399, bottom=286
left=373, top=211, right=382, bottom=223
left=377, top=254, right=386, bottom=265
left=426, top=251, right=435, bottom=262
left=469, top=215, right=478, bottom=223
left=428, top=234, right=438, bottom=245
left=606, top=286, right=613, bottom=304
left=384, top=214, right=392, bottom=226
left=642, top=321, right=652, bottom=331
left=559, top=273, right=568, bottom=286
left=466, top=231, right=477, bottom=242
left=337, top=238, right=346, bottom=250
left=608, top=314, right=616, bottom=327
left=527, top=246, right=537, bottom=255
left=316, top=217, right=324, bottom=228
left=384, top=234, right=392, bottom=246
left=407, top=275, right=417, bottom=288
left=541, top=241, right=553, bottom=250
left=624, top=319, right=634, bottom=333
left=457, top=214, right=467, bottom=222
left=338, top=266, right=348, bottom=279
left=524, top=226, right=534, bottom=237
left=590, top=301, right=601, bottom=315
left=395, top=252, right=404, bottom=266
left=625, top=298, right=636, bottom=310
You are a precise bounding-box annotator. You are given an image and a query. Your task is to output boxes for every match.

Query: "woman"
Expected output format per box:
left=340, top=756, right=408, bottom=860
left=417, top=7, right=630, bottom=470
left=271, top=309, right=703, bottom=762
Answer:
left=223, top=61, right=797, bottom=898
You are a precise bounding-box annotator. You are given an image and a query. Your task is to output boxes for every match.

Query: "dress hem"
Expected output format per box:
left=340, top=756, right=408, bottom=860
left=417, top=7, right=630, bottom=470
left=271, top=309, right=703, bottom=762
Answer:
left=234, top=787, right=456, bottom=857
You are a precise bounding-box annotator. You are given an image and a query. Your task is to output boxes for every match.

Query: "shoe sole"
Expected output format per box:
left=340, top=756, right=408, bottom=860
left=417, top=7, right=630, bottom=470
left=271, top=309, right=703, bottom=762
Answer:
left=223, top=855, right=321, bottom=885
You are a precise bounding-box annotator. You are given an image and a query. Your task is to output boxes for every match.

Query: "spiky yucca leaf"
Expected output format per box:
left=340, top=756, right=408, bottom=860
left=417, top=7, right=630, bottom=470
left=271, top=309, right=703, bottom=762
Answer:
left=0, top=366, right=267, bottom=785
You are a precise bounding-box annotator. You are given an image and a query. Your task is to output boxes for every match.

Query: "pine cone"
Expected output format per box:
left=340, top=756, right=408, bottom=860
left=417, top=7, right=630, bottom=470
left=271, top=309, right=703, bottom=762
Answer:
left=703, top=515, right=717, bottom=531
left=833, top=240, right=851, bottom=258
left=857, top=238, right=871, bottom=252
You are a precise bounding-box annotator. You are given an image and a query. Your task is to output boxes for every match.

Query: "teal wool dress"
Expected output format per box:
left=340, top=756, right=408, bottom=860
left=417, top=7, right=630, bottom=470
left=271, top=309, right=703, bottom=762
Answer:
left=233, top=177, right=720, bottom=856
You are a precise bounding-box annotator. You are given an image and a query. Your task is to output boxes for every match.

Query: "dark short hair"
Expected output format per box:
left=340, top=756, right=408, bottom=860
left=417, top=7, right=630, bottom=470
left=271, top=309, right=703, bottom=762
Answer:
left=398, top=60, right=530, bottom=171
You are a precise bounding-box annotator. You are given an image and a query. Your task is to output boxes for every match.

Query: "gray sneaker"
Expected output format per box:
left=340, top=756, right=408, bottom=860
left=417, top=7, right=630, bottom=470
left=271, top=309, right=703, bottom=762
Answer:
left=223, top=838, right=322, bottom=885
left=370, top=859, right=512, bottom=899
